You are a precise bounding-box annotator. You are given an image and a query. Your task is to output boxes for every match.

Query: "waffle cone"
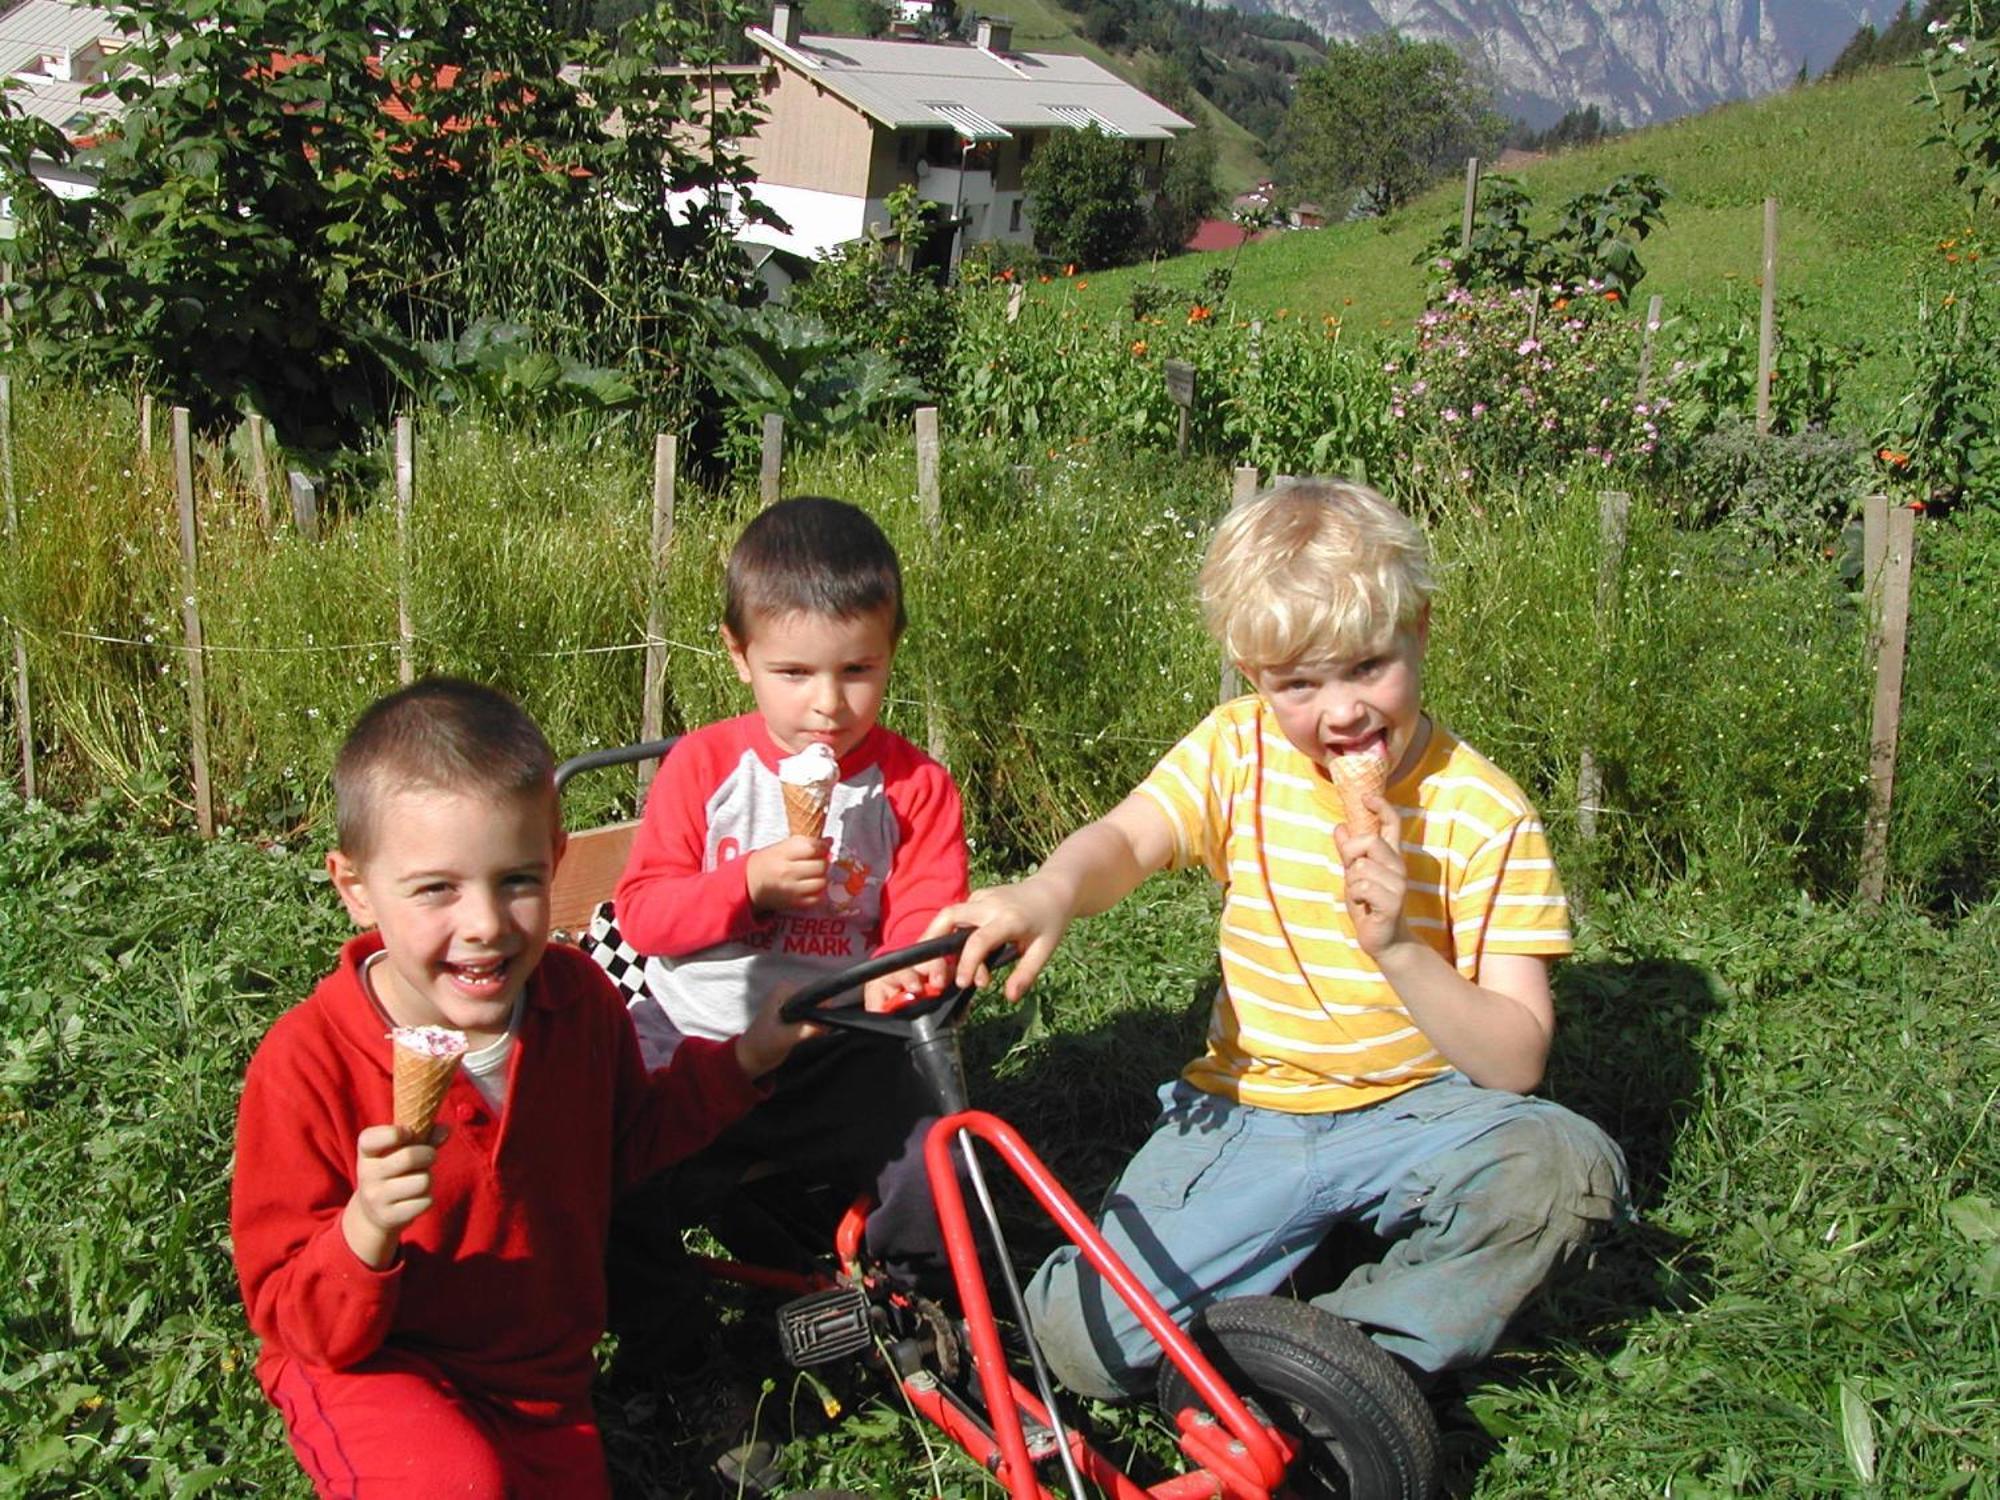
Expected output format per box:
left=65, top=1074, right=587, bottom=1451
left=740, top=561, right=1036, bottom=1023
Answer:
left=1330, top=754, right=1388, bottom=841
left=393, top=1043, right=462, bottom=1137
left=783, top=781, right=828, bottom=839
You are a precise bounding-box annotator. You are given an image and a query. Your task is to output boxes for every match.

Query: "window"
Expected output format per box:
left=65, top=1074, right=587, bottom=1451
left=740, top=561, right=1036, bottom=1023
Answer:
left=1009, top=199, right=1023, bottom=233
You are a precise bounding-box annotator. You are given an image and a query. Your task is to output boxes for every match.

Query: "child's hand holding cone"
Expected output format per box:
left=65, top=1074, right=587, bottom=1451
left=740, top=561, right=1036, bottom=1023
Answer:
left=1330, top=752, right=1388, bottom=841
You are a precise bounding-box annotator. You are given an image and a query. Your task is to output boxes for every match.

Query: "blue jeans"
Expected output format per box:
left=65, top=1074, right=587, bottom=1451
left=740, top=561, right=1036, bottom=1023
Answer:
left=1024, top=1073, right=1629, bottom=1400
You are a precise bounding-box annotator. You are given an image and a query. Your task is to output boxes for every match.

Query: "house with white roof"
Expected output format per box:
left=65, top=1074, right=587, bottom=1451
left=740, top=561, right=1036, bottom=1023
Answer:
left=734, top=4, right=1191, bottom=271
left=0, top=0, right=120, bottom=212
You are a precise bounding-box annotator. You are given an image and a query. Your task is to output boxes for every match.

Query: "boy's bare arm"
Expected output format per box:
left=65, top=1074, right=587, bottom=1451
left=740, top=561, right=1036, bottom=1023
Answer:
left=1337, top=795, right=1555, bottom=1093
left=929, top=793, right=1176, bottom=1000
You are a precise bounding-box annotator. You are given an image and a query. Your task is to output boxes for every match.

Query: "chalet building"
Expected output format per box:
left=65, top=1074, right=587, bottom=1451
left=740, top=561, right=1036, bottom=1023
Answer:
left=0, top=0, right=120, bottom=221
left=732, top=4, right=1191, bottom=273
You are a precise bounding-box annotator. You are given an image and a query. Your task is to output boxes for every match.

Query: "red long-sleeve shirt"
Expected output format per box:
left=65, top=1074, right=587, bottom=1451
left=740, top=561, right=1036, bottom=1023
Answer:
left=230, top=934, right=761, bottom=1421
left=614, top=715, right=969, bottom=1041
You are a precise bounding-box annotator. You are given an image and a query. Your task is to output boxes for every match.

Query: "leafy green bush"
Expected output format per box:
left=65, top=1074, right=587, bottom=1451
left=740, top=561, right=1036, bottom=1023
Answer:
left=1668, top=413, right=1870, bottom=553
left=785, top=242, right=958, bottom=395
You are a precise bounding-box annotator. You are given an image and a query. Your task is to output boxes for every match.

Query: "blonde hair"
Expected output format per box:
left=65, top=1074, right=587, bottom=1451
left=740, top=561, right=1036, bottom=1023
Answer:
left=1199, top=478, right=1434, bottom=669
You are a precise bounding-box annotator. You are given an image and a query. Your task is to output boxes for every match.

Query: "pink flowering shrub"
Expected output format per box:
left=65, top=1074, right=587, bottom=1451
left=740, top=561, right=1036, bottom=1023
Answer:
left=1385, top=281, right=1669, bottom=486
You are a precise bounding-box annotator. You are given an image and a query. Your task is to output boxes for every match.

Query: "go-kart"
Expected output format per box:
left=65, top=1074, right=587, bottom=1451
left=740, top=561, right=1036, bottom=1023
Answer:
left=554, top=745, right=1441, bottom=1499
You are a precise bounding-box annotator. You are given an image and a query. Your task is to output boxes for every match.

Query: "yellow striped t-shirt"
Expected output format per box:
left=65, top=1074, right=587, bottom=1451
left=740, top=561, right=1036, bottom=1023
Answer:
left=1138, top=696, right=1571, bottom=1114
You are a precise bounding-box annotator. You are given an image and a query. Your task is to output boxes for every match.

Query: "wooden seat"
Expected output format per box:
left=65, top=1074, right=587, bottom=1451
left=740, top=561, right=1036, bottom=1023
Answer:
left=549, top=820, right=640, bottom=937
left=548, top=737, right=679, bottom=938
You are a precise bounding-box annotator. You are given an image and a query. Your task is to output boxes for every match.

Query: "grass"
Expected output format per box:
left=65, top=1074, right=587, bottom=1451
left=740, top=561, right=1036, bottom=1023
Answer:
left=1075, top=65, right=1975, bottom=415
left=2, top=792, right=1995, bottom=1496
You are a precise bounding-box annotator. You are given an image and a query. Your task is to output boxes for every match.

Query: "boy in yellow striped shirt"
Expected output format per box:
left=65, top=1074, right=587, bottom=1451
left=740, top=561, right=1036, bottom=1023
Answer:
left=932, top=478, right=1628, bottom=1400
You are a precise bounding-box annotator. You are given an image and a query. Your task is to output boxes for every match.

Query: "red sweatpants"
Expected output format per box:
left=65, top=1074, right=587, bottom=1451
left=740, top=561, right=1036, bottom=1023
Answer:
left=263, top=1350, right=611, bottom=1499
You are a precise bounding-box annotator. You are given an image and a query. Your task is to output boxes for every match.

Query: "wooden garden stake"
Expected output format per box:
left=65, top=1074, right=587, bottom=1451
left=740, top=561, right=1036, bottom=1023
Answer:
left=1636, top=294, right=1665, bottom=403
left=760, top=413, right=783, bottom=507
left=1, top=373, right=33, bottom=800
left=1006, top=282, right=1025, bottom=323
left=172, top=407, right=214, bottom=838
left=1460, top=156, right=1480, bottom=257
left=1576, top=490, right=1631, bottom=842
left=1859, top=498, right=1914, bottom=904
left=287, top=470, right=320, bottom=541
left=1756, top=196, right=1778, bottom=437
left=914, top=406, right=945, bottom=761
left=140, top=392, right=154, bottom=458
left=914, top=405, right=941, bottom=530
left=1164, top=359, right=1196, bottom=458
left=247, top=414, right=273, bottom=534
left=639, top=434, right=676, bottom=800
left=1862, top=490, right=1888, bottom=604
left=394, top=415, right=415, bottom=686
left=1217, top=465, right=1261, bottom=703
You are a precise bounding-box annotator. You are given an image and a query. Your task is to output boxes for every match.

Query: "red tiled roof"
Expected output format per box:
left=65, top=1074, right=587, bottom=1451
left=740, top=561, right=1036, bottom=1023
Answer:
left=1185, top=217, right=1252, bottom=253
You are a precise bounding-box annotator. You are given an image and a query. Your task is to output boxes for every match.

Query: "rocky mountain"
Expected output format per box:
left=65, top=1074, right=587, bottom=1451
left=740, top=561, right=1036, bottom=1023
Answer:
left=1231, top=0, right=1911, bottom=126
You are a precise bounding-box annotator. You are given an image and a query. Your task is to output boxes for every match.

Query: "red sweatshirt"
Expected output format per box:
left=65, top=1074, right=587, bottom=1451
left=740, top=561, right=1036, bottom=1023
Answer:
left=230, top=934, right=761, bottom=1421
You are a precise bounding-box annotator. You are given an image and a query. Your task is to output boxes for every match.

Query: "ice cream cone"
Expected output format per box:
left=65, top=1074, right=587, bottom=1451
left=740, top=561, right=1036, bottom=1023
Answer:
left=777, top=742, right=839, bottom=840
left=782, top=780, right=828, bottom=839
left=390, top=1027, right=466, bottom=1137
left=1330, top=753, right=1388, bottom=841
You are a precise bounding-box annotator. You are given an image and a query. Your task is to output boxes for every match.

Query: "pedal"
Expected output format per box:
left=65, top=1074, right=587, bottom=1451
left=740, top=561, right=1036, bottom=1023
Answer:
left=777, top=1286, right=875, bottom=1367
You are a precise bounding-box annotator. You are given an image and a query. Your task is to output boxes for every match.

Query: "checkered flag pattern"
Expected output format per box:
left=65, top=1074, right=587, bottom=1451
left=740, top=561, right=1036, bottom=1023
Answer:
left=578, top=900, right=652, bottom=1006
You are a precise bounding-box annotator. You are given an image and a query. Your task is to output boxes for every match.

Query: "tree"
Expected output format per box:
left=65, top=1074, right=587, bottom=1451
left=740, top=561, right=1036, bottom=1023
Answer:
left=0, top=0, right=764, bottom=453
left=1022, top=125, right=1145, bottom=269
left=1282, top=31, right=1503, bottom=215
left=1146, top=129, right=1221, bottom=253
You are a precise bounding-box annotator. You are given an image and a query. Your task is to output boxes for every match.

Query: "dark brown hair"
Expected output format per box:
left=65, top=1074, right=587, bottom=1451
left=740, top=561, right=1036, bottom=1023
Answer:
left=332, top=677, right=554, bottom=859
left=723, top=496, right=906, bottom=642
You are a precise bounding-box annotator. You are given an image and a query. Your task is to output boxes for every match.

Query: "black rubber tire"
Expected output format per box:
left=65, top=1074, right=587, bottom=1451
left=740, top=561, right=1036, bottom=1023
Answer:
left=1155, top=1296, right=1441, bottom=1500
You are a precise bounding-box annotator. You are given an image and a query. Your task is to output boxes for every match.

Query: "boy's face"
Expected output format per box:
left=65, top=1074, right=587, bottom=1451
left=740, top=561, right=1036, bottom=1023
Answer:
left=327, top=784, right=566, bottom=1048
left=1248, top=612, right=1429, bottom=781
left=724, top=606, right=896, bottom=759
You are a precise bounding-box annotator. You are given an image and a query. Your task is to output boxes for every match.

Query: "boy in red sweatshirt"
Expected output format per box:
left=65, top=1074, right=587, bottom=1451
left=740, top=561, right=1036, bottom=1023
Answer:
left=230, top=677, right=809, bottom=1498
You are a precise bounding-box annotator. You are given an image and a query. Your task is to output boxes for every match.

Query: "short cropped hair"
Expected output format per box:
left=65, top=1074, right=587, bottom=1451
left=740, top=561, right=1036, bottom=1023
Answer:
left=1200, top=478, right=1435, bottom=669
left=332, top=677, right=554, bottom=859
left=723, top=496, right=906, bottom=641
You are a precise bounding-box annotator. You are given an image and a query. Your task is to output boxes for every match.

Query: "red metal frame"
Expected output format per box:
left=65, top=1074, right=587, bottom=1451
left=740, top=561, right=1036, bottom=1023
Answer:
left=922, top=1109, right=1295, bottom=1499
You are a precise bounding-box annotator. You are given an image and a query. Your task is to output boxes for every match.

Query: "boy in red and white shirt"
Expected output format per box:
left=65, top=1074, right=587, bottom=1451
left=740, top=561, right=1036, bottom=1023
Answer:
left=613, top=496, right=970, bottom=1290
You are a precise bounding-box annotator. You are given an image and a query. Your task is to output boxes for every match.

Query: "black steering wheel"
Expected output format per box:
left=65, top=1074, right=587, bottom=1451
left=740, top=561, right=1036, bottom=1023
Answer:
left=777, top=930, right=1018, bottom=1039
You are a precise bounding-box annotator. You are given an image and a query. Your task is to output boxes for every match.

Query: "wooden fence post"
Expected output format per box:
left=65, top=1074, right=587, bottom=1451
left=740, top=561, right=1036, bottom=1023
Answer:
left=1460, top=157, right=1480, bottom=257
left=1, top=373, right=33, bottom=800
left=639, top=433, right=676, bottom=802
left=1217, top=465, right=1261, bottom=702
left=1576, top=490, right=1631, bottom=842
left=1756, top=196, right=1778, bottom=437
left=288, top=470, right=320, bottom=541
left=172, top=407, right=214, bottom=838
left=247, top=414, right=273, bottom=535
left=394, top=415, right=415, bottom=686
left=913, top=406, right=945, bottom=761
left=1859, top=496, right=1914, bottom=903
left=914, top=405, right=941, bottom=530
left=760, top=413, right=783, bottom=507
left=1636, top=293, right=1665, bottom=403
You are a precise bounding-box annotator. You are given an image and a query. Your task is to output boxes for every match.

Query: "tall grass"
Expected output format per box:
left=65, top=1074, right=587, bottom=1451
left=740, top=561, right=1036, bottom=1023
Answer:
left=3, top=377, right=1995, bottom=905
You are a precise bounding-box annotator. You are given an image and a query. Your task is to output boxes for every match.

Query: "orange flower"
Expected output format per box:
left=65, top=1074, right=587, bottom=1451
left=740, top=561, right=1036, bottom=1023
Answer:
left=1039, top=274, right=1051, bottom=283
left=1130, top=339, right=1148, bottom=356
left=1910, top=499, right=1928, bottom=513
left=1076, top=281, right=1089, bottom=290
left=1187, top=304, right=1213, bottom=323
left=1552, top=297, right=1570, bottom=311
left=1603, top=290, right=1620, bottom=302
left=1947, top=253, right=1960, bottom=264
left=1064, top=263, right=1077, bottom=277
left=999, top=268, right=1015, bottom=282
left=1878, top=447, right=1911, bottom=468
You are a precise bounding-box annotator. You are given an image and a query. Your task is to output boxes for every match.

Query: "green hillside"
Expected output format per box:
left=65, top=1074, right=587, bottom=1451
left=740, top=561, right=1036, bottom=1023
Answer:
left=1068, top=65, right=1975, bottom=411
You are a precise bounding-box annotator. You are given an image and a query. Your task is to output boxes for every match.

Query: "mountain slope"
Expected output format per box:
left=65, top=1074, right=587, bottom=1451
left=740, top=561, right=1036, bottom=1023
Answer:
left=1231, top=0, right=1910, bottom=126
